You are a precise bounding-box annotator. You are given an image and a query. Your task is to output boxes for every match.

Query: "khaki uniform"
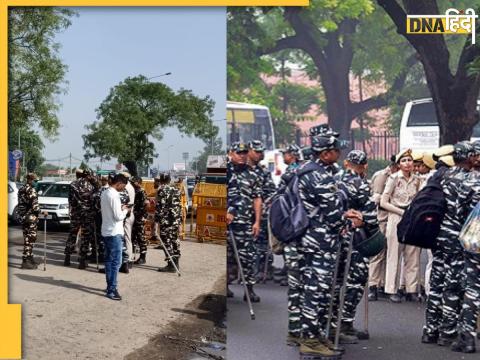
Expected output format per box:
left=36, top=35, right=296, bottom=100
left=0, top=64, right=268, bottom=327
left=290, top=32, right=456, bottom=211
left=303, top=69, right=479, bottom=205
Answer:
left=381, top=171, right=421, bottom=294
left=368, top=167, right=390, bottom=287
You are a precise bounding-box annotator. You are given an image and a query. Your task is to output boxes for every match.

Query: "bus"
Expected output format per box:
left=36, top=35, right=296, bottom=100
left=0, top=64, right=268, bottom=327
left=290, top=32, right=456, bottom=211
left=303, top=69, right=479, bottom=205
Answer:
left=227, top=101, right=276, bottom=150
left=399, top=98, right=480, bottom=151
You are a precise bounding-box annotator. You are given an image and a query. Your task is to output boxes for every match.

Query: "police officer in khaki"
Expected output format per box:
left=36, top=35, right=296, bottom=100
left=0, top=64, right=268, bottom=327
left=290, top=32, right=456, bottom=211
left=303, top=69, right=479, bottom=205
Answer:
left=368, top=156, right=398, bottom=301
left=380, top=149, right=422, bottom=303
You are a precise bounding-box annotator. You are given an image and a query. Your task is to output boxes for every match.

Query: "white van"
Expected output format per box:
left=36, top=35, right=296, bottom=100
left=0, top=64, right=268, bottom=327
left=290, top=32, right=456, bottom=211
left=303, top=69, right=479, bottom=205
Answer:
left=399, top=98, right=480, bottom=151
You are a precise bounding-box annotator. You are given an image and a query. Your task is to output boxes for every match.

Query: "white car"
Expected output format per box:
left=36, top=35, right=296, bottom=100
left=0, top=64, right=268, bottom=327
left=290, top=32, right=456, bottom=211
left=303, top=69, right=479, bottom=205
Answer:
left=39, top=181, right=71, bottom=226
left=8, top=180, right=19, bottom=223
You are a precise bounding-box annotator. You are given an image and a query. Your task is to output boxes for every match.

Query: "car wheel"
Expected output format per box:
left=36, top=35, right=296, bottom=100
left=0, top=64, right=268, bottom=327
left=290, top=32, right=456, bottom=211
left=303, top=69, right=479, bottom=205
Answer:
left=12, top=206, right=21, bottom=225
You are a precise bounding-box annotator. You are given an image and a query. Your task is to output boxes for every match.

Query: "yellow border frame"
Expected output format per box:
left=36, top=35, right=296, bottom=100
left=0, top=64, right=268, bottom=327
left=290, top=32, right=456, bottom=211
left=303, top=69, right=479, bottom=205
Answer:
left=1, top=1, right=308, bottom=358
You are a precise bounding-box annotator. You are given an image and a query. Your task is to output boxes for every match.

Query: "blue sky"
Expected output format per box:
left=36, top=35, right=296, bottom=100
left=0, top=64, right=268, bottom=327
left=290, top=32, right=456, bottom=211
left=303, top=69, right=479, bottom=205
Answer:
left=44, top=7, right=226, bottom=171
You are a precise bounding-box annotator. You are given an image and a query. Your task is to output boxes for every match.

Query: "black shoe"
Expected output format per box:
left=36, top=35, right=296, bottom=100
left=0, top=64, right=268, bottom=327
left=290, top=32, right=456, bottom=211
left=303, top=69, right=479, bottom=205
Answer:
left=438, top=333, right=457, bottom=346
left=227, top=287, right=234, bottom=298
left=158, top=261, right=175, bottom=273
left=21, top=258, right=37, bottom=270
left=106, top=289, right=122, bottom=301
left=244, top=285, right=260, bottom=303
left=119, top=263, right=129, bottom=273
left=421, top=330, right=438, bottom=344
left=134, top=253, right=146, bottom=265
left=98, top=268, right=105, bottom=274
left=389, top=293, right=402, bottom=303
left=405, top=293, right=420, bottom=302
left=88, top=253, right=98, bottom=262
left=173, top=257, right=180, bottom=271
left=368, top=286, right=378, bottom=301
left=341, top=322, right=369, bottom=340
left=63, top=254, right=71, bottom=267
left=451, top=332, right=476, bottom=353
left=78, top=257, right=87, bottom=270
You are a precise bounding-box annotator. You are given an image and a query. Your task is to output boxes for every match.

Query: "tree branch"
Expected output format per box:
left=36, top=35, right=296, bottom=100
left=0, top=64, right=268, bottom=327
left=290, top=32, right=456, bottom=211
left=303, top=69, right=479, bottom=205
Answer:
left=258, top=35, right=304, bottom=56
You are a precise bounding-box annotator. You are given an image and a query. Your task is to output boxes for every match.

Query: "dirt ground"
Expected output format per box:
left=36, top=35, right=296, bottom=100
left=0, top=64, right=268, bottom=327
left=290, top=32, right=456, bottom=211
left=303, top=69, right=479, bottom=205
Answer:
left=8, top=227, right=226, bottom=360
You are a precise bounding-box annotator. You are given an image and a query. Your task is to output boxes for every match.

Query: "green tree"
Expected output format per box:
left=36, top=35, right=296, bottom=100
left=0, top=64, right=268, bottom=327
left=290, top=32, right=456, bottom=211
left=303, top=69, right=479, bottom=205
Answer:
left=8, top=7, right=75, bottom=137
left=377, top=0, right=480, bottom=144
left=227, top=3, right=429, bottom=140
left=190, top=137, right=224, bottom=174
left=83, top=76, right=217, bottom=176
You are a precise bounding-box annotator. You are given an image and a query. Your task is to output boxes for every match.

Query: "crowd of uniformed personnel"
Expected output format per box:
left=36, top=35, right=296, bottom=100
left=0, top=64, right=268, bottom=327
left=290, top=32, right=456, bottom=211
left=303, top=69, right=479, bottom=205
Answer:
left=17, top=170, right=183, bottom=274
left=226, top=124, right=480, bottom=358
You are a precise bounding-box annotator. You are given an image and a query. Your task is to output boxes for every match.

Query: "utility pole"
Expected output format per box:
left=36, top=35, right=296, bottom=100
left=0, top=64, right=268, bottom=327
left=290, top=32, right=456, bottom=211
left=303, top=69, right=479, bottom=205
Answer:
left=69, top=153, right=72, bottom=175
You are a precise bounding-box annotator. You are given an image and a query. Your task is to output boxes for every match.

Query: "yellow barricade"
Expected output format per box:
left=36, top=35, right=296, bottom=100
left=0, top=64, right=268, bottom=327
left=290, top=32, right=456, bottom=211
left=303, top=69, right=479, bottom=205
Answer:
left=192, top=183, right=226, bottom=245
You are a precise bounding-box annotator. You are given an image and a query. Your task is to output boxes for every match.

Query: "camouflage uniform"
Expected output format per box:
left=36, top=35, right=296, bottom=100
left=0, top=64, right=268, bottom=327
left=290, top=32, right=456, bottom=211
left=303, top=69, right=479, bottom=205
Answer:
left=133, top=186, right=148, bottom=255
left=17, top=183, right=40, bottom=260
left=456, top=170, right=480, bottom=337
left=298, top=159, right=345, bottom=340
left=424, top=166, right=470, bottom=338
left=333, top=160, right=378, bottom=327
left=155, top=183, right=182, bottom=261
left=65, top=178, right=82, bottom=255
left=227, top=160, right=262, bottom=286
left=119, top=189, right=130, bottom=264
left=92, top=185, right=108, bottom=257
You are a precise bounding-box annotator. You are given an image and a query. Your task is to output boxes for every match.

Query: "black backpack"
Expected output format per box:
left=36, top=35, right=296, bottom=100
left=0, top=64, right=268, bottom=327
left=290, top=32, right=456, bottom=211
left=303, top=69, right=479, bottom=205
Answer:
left=269, top=162, right=325, bottom=244
left=397, top=176, right=446, bottom=250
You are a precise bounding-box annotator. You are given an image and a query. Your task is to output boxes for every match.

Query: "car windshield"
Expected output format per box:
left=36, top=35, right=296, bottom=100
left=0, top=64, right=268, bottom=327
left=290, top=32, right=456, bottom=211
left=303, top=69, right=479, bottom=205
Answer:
left=42, top=184, right=70, bottom=198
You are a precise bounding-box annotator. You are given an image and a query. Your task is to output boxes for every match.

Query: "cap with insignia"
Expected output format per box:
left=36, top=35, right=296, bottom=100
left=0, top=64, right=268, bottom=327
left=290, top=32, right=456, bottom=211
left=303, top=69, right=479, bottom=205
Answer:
left=231, top=142, right=248, bottom=153
left=395, top=149, right=413, bottom=163
left=311, top=135, right=347, bottom=153
left=280, top=144, right=301, bottom=157
left=346, top=150, right=368, bottom=165
left=248, top=140, right=265, bottom=152
left=452, top=141, right=475, bottom=162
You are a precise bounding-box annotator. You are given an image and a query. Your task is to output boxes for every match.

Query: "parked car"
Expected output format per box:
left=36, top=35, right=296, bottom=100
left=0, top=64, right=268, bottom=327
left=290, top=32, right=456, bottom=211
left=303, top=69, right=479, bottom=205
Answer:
left=38, top=181, right=71, bottom=226
left=35, top=180, right=55, bottom=195
left=8, top=180, right=20, bottom=224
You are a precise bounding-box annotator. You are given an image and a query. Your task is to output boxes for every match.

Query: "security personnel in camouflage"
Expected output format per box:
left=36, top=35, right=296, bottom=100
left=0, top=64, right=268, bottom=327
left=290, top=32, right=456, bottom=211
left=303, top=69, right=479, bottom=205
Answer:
left=78, top=169, right=96, bottom=269
left=422, top=141, right=477, bottom=346
left=119, top=185, right=131, bottom=273
left=297, top=133, right=348, bottom=358
left=332, top=150, right=378, bottom=342
left=451, top=146, right=480, bottom=353
left=64, top=169, right=84, bottom=266
left=132, top=177, right=148, bottom=264
left=92, top=175, right=109, bottom=262
left=155, top=173, right=182, bottom=272
left=18, top=173, right=40, bottom=269
left=248, top=140, right=276, bottom=280
left=227, top=142, right=263, bottom=302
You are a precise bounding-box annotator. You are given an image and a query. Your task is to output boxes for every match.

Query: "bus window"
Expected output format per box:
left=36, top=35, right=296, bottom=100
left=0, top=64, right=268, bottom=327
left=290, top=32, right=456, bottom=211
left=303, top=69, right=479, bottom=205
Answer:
left=407, top=102, right=438, bottom=126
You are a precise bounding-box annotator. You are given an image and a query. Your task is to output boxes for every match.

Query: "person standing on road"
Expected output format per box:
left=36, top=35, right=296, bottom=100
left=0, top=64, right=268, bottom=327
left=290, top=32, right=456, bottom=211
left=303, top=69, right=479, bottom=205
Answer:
left=422, top=142, right=477, bottom=346
left=132, top=177, right=148, bottom=265
left=92, top=175, right=109, bottom=263
left=123, top=173, right=136, bottom=269
left=368, top=156, right=398, bottom=301
left=101, top=173, right=129, bottom=301
left=380, top=149, right=421, bottom=303
left=18, top=173, right=40, bottom=270
left=247, top=140, right=276, bottom=282
left=64, top=169, right=84, bottom=267
left=155, top=173, right=182, bottom=272
left=226, top=142, right=262, bottom=301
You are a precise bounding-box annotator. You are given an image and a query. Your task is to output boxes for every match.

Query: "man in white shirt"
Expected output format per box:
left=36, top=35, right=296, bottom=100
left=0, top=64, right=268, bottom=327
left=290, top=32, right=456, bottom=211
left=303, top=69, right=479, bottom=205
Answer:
left=101, top=174, right=129, bottom=301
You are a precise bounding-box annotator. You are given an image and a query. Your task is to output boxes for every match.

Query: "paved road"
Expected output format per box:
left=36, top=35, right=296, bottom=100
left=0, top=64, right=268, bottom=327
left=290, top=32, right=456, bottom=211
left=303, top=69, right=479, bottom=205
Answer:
left=227, top=255, right=476, bottom=360
left=8, top=225, right=225, bottom=359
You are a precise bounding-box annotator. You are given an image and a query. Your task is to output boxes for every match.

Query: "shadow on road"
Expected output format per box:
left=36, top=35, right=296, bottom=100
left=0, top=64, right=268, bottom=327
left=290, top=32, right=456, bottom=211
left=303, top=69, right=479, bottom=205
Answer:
left=15, top=273, right=105, bottom=297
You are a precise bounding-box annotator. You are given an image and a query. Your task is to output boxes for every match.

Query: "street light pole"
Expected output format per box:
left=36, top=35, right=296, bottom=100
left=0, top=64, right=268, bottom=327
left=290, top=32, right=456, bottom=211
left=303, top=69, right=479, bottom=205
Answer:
left=147, top=72, right=172, bottom=81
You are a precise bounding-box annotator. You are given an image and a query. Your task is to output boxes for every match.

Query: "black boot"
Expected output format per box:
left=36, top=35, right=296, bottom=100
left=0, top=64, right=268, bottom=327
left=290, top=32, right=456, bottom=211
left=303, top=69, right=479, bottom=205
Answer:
left=421, top=329, right=439, bottom=344
left=134, top=253, right=146, bottom=265
left=451, top=332, right=476, bottom=353
left=438, top=333, right=457, bottom=346
left=368, top=286, right=378, bottom=301
left=405, top=293, right=420, bottom=302
left=21, top=257, right=38, bottom=270
left=174, top=257, right=180, bottom=271
left=341, top=321, right=369, bottom=340
left=119, top=262, right=129, bottom=273
left=244, top=285, right=260, bottom=303
left=63, top=254, right=71, bottom=267
left=158, top=260, right=175, bottom=273
left=389, top=293, right=402, bottom=303
left=78, top=257, right=87, bottom=270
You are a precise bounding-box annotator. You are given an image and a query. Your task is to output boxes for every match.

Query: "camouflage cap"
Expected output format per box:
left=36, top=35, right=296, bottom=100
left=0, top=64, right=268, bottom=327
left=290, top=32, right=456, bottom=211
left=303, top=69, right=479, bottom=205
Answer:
left=83, top=168, right=93, bottom=176
left=472, top=140, right=480, bottom=155
left=248, top=140, right=265, bottom=152
left=452, top=141, right=475, bottom=162
left=311, top=135, right=347, bottom=153
left=231, top=142, right=248, bottom=153
left=26, top=173, right=38, bottom=181
left=346, top=150, right=368, bottom=165
left=280, top=144, right=301, bottom=157
left=120, top=171, right=131, bottom=178
left=309, top=124, right=340, bottom=138
left=75, top=168, right=84, bottom=175
left=131, top=176, right=142, bottom=183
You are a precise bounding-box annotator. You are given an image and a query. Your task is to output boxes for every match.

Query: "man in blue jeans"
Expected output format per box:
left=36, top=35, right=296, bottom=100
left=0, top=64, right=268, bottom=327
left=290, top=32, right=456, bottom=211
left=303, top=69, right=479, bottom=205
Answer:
left=100, top=173, right=129, bottom=300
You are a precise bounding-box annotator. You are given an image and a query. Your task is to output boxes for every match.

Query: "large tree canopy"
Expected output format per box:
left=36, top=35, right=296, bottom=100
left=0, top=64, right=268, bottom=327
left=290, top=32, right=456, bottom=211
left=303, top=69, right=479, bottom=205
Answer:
left=377, top=0, right=480, bottom=144
left=83, top=76, right=217, bottom=176
left=8, top=7, right=74, bottom=137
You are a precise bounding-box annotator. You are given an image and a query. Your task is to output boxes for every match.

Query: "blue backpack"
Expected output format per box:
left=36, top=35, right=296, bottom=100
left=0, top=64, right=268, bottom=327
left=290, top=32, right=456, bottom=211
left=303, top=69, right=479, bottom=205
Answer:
left=269, top=162, right=326, bottom=244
